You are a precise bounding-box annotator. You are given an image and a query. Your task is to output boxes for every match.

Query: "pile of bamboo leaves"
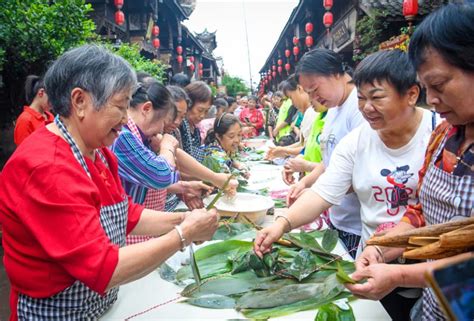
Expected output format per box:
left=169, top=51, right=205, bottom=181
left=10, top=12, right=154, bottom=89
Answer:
left=173, top=226, right=356, bottom=319
left=367, top=217, right=474, bottom=260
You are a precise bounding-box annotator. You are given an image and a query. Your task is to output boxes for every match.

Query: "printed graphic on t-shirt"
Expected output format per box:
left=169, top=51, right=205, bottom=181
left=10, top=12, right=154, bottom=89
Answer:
left=320, top=133, right=337, bottom=155
left=372, top=165, right=415, bottom=216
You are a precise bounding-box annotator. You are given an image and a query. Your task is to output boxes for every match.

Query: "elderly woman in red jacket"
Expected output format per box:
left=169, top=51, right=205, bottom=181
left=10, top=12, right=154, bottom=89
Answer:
left=0, top=44, right=219, bottom=320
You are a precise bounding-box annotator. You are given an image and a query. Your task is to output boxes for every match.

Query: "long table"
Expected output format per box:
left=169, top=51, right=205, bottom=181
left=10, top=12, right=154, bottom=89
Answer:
left=102, top=159, right=391, bottom=320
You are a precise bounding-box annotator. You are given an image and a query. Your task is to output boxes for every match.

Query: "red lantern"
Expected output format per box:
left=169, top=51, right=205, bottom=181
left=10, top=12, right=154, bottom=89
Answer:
left=115, top=10, right=125, bottom=25
left=293, top=36, right=299, bottom=45
left=189, top=56, right=195, bottom=63
left=177, top=55, right=183, bottom=64
left=293, top=46, right=299, bottom=56
left=305, top=22, right=314, bottom=34
left=198, top=69, right=203, bottom=76
left=114, top=0, right=124, bottom=9
left=199, top=63, right=203, bottom=69
left=277, top=59, right=283, bottom=66
left=272, top=71, right=276, bottom=78
left=152, top=26, right=160, bottom=36
left=189, top=64, right=195, bottom=72
left=323, top=0, right=333, bottom=10
left=305, top=35, right=314, bottom=47
left=403, top=0, right=418, bottom=18
left=285, top=63, right=291, bottom=71
left=272, top=65, right=276, bottom=71
left=277, top=66, right=283, bottom=73
left=285, top=49, right=291, bottom=58
left=268, top=75, right=272, bottom=81
left=152, top=38, right=160, bottom=49
left=176, top=46, right=183, bottom=55
left=323, top=12, right=333, bottom=28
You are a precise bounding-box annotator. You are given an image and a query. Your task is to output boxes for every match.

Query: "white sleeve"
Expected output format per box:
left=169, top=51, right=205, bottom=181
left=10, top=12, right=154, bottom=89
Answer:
left=311, top=128, right=359, bottom=205
left=348, top=106, right=365, bottom=131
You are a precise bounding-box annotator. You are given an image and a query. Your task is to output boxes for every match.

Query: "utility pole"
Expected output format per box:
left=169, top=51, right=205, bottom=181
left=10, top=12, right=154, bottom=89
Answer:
left=242, top=1, right=253, bottom=94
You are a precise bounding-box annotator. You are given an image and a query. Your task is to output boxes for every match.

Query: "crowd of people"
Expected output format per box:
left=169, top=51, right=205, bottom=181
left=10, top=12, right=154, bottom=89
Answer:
left=0, top=3, right=472, bottom=321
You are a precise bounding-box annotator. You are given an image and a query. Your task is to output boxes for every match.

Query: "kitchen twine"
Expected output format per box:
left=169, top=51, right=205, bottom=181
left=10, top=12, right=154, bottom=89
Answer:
left=123, top=241, right=364, bottom=320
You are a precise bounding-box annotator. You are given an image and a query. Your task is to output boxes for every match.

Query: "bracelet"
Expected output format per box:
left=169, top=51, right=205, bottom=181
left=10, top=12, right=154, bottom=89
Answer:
left=275, top=215, right=293, bottom=233
left=174, top=225, right=187, bottom=252
left=372, top=245, right=386, bottom=263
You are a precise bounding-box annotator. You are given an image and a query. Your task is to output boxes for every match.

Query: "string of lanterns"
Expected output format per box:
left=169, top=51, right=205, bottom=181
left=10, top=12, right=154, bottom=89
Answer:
left=114, top=0, right=125, bottom=26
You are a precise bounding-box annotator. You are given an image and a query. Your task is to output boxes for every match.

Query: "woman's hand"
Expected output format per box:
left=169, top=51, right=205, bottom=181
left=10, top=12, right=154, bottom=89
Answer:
left=345, top=264, right=402, bottom=300
left=355, top=246, right=385, bottom=272
left=253, top=221, right=286, bottom=258
left=160, top=133, right=178, bottom=152
left=180, top=208, right=220, bottom=243
left=213, top=173, right=238, bottom=197
left=282, top=168, right=295, bottom=185
left=284, top=157, right=310, bottom=173
left=265, top=146, right=285, bottom=160
left=286, top=181, right=307, bottom=206
left=181, top=181, right=213, bottom=198
left=183, top=195, right=204, bottom=210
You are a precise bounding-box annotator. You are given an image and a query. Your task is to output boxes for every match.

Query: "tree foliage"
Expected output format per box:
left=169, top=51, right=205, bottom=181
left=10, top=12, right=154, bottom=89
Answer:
left=221, top=74, right=249, bottom=97
left=102, top=42, right=166, bottom=82
left=0, top=0, right=96, bottom=119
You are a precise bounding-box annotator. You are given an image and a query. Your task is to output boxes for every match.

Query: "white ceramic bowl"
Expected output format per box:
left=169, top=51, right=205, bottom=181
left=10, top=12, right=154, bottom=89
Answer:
left=204, top=192, right=274, bottom=224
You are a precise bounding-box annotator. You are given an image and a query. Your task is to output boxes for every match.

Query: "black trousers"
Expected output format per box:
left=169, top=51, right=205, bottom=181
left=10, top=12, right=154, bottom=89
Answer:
left=381, top=288, right=419, bottom=321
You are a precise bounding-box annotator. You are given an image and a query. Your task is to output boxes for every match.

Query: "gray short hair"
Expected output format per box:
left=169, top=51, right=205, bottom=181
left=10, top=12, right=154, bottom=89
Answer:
left=44, top=44, right=137, bottom=117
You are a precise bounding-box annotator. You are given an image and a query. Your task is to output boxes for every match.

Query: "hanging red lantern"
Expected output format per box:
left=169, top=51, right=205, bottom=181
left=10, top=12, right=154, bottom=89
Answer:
left=272, top=65, right=276, bottom=71
left=189, top=56, right=195, bottom=63
left=293, top=46, right=299, bottom=56
left=198, top=69, right=203, bottom=77
left=199, top=63, right=203, bottom=69
left=403, top=0, right=419, bottom=18
left=305, top=35, right=314, bottom=47
left=323, top=12, right=333, bottom=28
left=177, top=55, right=183, bottom=64
left=152, top=26, right=160, bottom=36
left=277, top=59, right=283, bottom=66
left=305, top=22, right=314, bottom=34
left=323, top=0, right=333, bottom=10
left=272, top=71, right=276, bottom=78
left=285, top=63, right=291, bottom=71
left=277, top=66, right=283, bottom=74
left=293, top=36, right=299, bottom=45
left=189, top=64, right=195, bottom=72
left=268, top=75, right=272, bottom=81
left=285, top=49, right=291, bottom=58
left=152, top=38, right=160, bottom=49
left=115, top=10, right=125, bottom=25
left=114, top=0, right=124, bottom=9
left=176, top=46, right=183, bottom=55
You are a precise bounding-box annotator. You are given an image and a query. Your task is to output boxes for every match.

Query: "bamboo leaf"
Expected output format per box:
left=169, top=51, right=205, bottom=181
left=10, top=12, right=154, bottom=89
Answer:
left=182, top=294, right=236, bottom=309
left=322, top=229, right=339, bottom=252
left=314, top=302, right=355, bottom=321
left=336, top=262, right=357, bottom=284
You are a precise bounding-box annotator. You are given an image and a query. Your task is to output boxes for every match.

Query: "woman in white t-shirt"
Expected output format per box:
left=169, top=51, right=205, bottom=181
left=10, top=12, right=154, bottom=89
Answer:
left=255, top=50, right=434, bottom=321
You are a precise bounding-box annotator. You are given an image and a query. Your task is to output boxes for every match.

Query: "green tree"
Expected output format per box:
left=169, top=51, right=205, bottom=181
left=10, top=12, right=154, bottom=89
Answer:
left=221, top=74, right=249, bottom=97
left=0, top=0, right=96, bottom=120
left=102, top=42, right=166, bottom=82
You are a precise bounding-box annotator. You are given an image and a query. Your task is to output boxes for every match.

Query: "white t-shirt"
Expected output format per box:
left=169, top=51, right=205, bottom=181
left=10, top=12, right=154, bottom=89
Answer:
left=313, top=108, right=435, bottom=251
left=317, top=88, right=365, bottom=235
left=300, top=106, right=318, bottom=141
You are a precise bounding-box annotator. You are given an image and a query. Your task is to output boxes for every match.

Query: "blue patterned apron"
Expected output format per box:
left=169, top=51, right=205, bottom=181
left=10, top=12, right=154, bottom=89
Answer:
left=17, top=116, right=128, bottom=320
left=419, top=134, right=473, bottom=321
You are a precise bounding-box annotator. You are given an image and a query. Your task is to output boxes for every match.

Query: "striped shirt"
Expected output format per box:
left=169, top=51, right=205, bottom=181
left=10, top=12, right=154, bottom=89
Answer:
left=112, top=119, right=179, bottom=204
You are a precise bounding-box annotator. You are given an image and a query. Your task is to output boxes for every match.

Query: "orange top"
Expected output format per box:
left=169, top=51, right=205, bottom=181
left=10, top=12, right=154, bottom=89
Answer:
left=14, top=106, right=54, bottom=146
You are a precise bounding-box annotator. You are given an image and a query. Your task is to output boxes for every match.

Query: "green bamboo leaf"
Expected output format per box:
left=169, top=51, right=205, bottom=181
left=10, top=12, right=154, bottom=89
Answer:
left=284, top=233, right=338, bottom=260
left=336, top=262, right=357, bottom=284
left=182, top=294, right=236, bottom=309
left=314, top=302, right=355, bottom=321
left=322, top=229, right=339, bottom=252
